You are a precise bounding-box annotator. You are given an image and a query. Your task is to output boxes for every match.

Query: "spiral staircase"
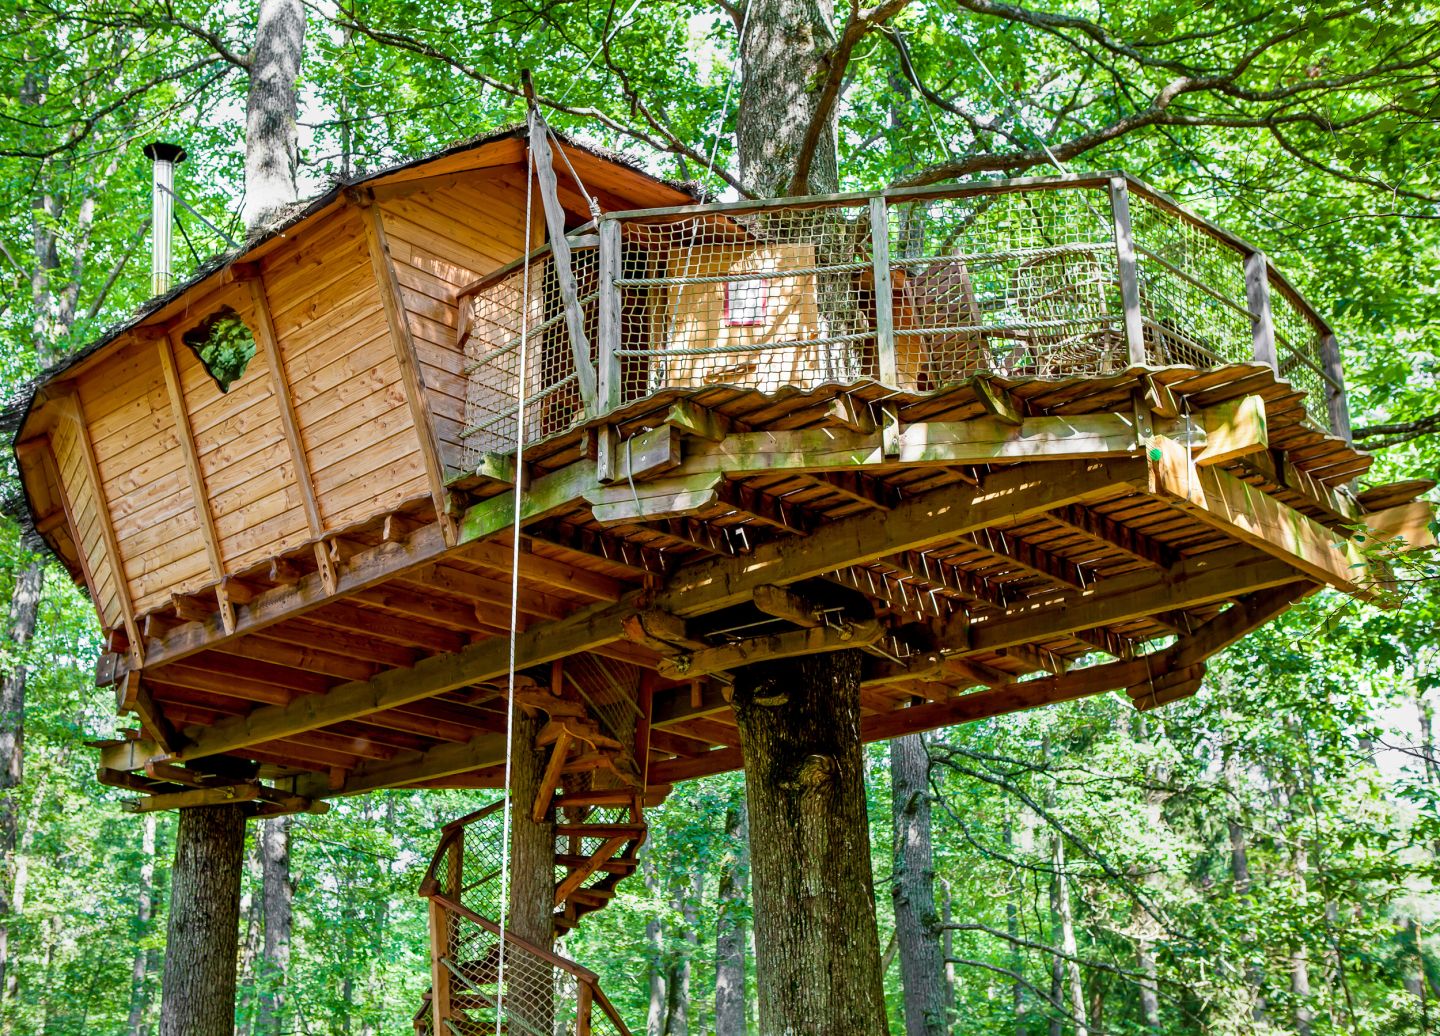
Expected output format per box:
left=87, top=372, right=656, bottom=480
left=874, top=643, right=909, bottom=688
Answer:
left=413, top=680, right=648, bottom=1035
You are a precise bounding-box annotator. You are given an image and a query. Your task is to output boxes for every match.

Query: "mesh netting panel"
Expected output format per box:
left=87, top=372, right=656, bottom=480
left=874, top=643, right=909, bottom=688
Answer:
left=615, top=207, right=874, bottom=400
left=463, top=248, right=600, bottom=466
left=1270, top=281, right=1333, bottom=431
left=429, top=811, right=508, bottom=923
left=1128, top=195, right=1251, bottom=367
left=563, top=655, right=642, bottom=754
left=887, top=187, right=1124, bottom=383
left=442, top=910, right=585, bottom=1036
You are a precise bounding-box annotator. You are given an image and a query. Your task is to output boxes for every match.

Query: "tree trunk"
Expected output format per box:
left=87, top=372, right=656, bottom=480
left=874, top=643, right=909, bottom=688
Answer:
left=257, top=816, right=292, bottom=1035
left=731, top=649, right=887, bottom=1034
left=890, top=734, right=947, bottom=1036
left=644, top=849, right=668, bottom=1036
left=1137, top=939, right=1161, bottom=1032
left=506, top=706, right=555, bottom=1031
left=736, top=0, right=838, bottom=196
left=126, top=813, right=158, bottom=1036
left=666, top=872, right=702, bottom=1035
left=715, top=799, right=749, bottom=1036
left=1050, top=834, right=1088, bottom=1036
left=159, top=804, right=247, bottom=1036
left=243, top=0, right=306, bottom=233
left=1223, top=747, right=1267, bottom=1021
left=0, top=560, right=41, bottom=1001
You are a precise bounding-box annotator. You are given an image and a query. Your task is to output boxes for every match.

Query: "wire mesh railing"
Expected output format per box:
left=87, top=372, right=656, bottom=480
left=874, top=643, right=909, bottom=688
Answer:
left=417, top=798, right=639, bottom=1036
left=456, top=172, right=1351, bottom=468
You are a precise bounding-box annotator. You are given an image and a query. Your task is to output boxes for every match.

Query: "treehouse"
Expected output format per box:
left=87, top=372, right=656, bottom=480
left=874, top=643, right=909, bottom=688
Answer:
left=10, top=120, right=1436, bottom=1035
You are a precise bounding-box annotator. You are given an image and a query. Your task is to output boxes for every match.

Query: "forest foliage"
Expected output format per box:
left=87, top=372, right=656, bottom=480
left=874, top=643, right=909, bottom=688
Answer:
left=0, top=0, right=1437, bottom=1031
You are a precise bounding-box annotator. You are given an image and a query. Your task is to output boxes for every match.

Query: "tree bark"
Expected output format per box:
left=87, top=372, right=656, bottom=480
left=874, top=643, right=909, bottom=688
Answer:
left=890, top=733, right=947, bottom=1036
left=0, top=560, right=41, bottom=1003
left=126, top=813, right=158, bottom=1036
left=666, top=872, right=702, bottom=1035
left=1050, top=833, right=1088, bottom=1036
left=159, top=804, right=247, bottom=1036
left=506, top=706, right=555, bottom=1031
left=644, top=849, right=668, bottom=1036
left=1223, top=746, right=1267, bottom=1021
left=715, top=799, right=749, bottom=1036
left=731, top=649, right=887, bottom=1034
left=736, top=0, right=838, bottom=196
left=243, top=0, right=306, bottom=233
left=257, top=816, right=292, bottom=1035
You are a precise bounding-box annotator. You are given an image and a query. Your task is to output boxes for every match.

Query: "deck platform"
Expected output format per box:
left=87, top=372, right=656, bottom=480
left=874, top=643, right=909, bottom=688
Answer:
left=8, top=134, right=1433, bottom=813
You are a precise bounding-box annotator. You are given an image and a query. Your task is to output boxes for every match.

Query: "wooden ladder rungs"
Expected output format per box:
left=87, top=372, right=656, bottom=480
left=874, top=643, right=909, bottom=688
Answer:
left=568, top=887, right=617, bottom=907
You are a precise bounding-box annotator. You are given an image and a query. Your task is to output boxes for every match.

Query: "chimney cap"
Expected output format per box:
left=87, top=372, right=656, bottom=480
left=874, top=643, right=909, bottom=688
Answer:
left=142, top=141, right=187, bottom=164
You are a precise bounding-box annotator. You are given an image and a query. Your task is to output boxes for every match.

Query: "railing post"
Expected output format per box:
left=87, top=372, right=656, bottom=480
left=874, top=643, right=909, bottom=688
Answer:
left=869, top=195, right=897, bottom=386
left=596, top=218, right=623, bottom=417
left=577, top=980, right=594, bottom=1036
left=1321, top=331, right=1353, bottom=442
left=1107, top=177, right=1148, bottom=368
left=427, top=899, right=452, bottom=1032
left=1244, top=251, right=1277, bottom=369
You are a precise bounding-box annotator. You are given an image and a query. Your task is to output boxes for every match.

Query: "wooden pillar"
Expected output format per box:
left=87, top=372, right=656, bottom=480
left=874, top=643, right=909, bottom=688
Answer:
left=596, top=217, right=623, bottom=417
left=1320, top=331, right=1353, bottom=442
left=158, top=804, right=247, bottom=1036
left=1244, top=251, right=1277, bottom=369
left=1108, top=178, right=1148, bottom=368
left=869, top=196, right=897, bottom=386
left=506, top=706, right=556, bottom=1030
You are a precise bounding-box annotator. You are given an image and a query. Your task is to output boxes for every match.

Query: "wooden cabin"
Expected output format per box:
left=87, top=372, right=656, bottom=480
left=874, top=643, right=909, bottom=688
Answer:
left=10, top=124, right=1437, bottom=1034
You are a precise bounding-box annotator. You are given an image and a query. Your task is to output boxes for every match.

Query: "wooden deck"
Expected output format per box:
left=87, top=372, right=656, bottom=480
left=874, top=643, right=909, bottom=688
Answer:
left=10, top=133, right=1435, bottom=814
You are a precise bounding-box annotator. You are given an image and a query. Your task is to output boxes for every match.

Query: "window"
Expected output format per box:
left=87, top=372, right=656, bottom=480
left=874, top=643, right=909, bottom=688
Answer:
left=181, top=306, right=257, bottom=393
left=725, top=277, right=769, bottom=325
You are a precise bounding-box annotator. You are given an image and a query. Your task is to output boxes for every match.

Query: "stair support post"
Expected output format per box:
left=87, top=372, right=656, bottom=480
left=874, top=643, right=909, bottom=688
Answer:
left=428, top=899, right=453, bottom=1032
left=1108, top=177, right=1148, bottom=368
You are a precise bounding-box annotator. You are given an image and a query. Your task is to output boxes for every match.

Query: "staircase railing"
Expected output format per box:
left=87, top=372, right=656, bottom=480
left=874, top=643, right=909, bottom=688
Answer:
left=415, top=800, right=635, bottom=1036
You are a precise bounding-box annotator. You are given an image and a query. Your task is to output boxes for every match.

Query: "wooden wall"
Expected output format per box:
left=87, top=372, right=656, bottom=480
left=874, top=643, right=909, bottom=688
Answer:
left=20, top=152, right=683, bottom=640
left=378, top=175, right=529, bottom=472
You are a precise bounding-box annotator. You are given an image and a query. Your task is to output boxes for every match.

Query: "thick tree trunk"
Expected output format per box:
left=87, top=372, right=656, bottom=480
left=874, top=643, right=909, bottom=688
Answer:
left=126, top=814, right=158, bottom=1036
left=732, top=649, right=887, bottom=1034
left=506, top=706, right=555, bottom=1031
left=257, top=816, right=292, bottom=1035
left=243, top=0, right=305, bottom=233
left=0, top=560, right=41, bottom=1001
left=890, top=734, right=947, bottom=1036
left=159, top=805, right=247, bottom=1036
left=736, top=0, right=838, bottom=196
left=1137, top=939, right=1161, bottom=1032
left=715, top=800, right=749, bottom=1036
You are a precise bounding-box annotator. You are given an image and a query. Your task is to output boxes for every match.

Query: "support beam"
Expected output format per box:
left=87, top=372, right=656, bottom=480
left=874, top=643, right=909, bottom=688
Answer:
left=1150, top=437, right=1382, bottom=598
left=655, top=459, right=1145, bottom=618
left=58, top=389, right=143, bottom=666
left=359, top=198, right=453, bottom=539
left=657, top=621, right=884, bottom=680
left=157, top=333, right=224, bottom=583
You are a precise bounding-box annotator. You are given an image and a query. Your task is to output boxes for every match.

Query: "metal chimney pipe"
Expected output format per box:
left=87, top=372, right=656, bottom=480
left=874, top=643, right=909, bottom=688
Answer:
left=142, top=142, right=187, bottom=296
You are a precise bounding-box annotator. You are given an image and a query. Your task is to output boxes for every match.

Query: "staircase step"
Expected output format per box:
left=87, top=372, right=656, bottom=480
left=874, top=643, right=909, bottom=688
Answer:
left=553, top=789, right=637, bottom=809
left=568, top=887, right=617, bottom=907
left=553, top=823, right=644, bottom=838
left=554, top=852, right=638, bottom=873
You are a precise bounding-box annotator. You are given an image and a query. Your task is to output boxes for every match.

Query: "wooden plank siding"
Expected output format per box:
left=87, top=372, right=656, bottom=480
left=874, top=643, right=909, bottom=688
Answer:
left=263, top=207, right=431, bottom=531
left=377, top=177, right=529, bottom=474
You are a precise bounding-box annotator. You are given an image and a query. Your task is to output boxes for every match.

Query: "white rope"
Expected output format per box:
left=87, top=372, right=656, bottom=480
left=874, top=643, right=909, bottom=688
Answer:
left=494, top=108, right=539, bottom=1035
left=705, top=0, right=753, bottom=184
